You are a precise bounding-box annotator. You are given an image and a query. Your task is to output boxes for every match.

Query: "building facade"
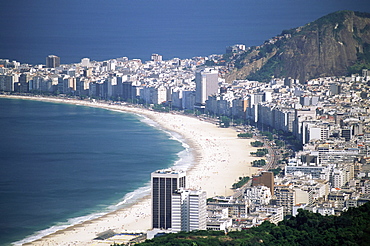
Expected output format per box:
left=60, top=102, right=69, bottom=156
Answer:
left=195, top=68, right=218, bottom=110
left=172, top=189, right=207, bottom=232
left=46, top=55, right=60, bottom=68
left=151, top=169, right=186, bottom=230
left=252, top=171, right=275, bottom=196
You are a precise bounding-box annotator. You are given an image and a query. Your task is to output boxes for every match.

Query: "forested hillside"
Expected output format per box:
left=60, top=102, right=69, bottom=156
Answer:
left=126, top=202, right=370, bottom=246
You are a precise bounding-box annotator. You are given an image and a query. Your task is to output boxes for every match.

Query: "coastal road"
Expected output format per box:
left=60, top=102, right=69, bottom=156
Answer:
left=232, top=179, right=252, bottom=199
left=232, top=134, right=280, bottom=199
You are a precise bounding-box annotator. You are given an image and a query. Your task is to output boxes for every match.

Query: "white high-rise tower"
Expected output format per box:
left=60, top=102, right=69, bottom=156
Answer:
left=194, top=68, right=219, bottom=110
left=81, top=58, right=91, bottom=67
left=172, top=189, right=207, bottom=232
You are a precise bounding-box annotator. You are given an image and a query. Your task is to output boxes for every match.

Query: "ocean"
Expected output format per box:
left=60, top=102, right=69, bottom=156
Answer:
left=1, top=0, right=370, bottom=65
left=0, top=98, right=190, bottom=246
left=1, top=0, right=370, bottom=245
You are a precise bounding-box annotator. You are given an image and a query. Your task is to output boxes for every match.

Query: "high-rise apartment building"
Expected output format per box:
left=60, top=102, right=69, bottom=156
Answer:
left=172, top=189, right=207, bottom=232
left=81, top=58, right=91, bottom=67
left=46, top=55, right=60, bottom=68
left=194, top=68, right=218, bottom=110
left=151, top=169, right=186, bottom=230
left=18, top=73, right=32, bottom=93
left=274, top=185, right=295, bottom=216
left=151, top=53, right=163, bottom=62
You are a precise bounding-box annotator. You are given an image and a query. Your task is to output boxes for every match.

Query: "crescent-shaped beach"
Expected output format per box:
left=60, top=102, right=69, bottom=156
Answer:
left=2, top=95, right=259, bottom=246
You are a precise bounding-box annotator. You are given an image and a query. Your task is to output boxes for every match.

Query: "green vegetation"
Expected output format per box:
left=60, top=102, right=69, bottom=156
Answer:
left=131, top=202, right=370, bottom=246
left=244, top=39, right=288, bottom=83
left=281, top=28, right=296, bottom=35
left=348, top=62, right=370, bottom=75
left=226, top=10, right=370, bottom=84
left=206, top=198, right=217, bottom=203
left=246, top=51, right=284, bottom=83
left=254, top=43, right=275, bottom=60
left=205, top=60, right=225, bottom=66
left=232, top=176, right=250, bottom=189
left=250, top=141, right=264, bottom=147
left=219, top=116, right=231, bottom=128
left=348, top=43, right=370, bottom=75
left=152, top=104, right=170, bottom=112
left=274, top=139, right=284, bottom=147
left=237, top=133, right=253, bottom=138
left=183, top=109, right=202, bottom=116
left=312, top=10, right=348, bottom=30
left=257, top=148, right=268, bottom=155
left=269, top=167, right=282, bottom=176
left=250, top=148, right=268, bottom=157
left=252, top=159, right=266, bottom=167
left=222, top=53, right=234, bottom=63
left=234, top=48, right=255, bottom=69
left=354, top=11, right=370, bottom=18
left=183, top=109, right=193, bottom=115
left=233, top=118, right=245, bottom=125
left=261, top=131, right=274, bottom=141
left=240, top=10, right=370, bottom=83
left=204, top=60, right=216, bottom=66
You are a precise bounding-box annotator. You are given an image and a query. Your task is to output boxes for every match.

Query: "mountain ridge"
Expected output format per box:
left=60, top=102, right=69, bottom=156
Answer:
left=225, top=10, right=370, bottom=83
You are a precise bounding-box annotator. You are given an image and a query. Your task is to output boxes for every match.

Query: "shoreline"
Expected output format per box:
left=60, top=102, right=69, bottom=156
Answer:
left=1, top=95, right=259, bottom=246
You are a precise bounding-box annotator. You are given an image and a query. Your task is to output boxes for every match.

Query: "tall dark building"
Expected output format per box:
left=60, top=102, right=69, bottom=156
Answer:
left=122, top=81, right=133, bottom=101
left=151, top=169, right=186, bottom=229
left=18, top=73, right=32, bottom=93
left=284, top=77, right=295, bottom=87
left=252, top=171, right=275, bottom=196
left=46, top=55, right=60, bottom=68
left=341, top=128, right=352, bottom=141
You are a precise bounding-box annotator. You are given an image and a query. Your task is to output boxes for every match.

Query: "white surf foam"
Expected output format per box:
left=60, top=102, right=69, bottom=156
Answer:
left=14, top=111, right=194, bottom=245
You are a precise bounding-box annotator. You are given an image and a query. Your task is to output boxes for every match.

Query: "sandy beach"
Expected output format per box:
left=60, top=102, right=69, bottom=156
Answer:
left=2, top=95, right=259, bottom=245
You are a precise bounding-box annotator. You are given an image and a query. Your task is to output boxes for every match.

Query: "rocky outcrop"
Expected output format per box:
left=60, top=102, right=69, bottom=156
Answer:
left=226, top=11, right=370, bottom=83
left=226, top=49, right=277, bottom=82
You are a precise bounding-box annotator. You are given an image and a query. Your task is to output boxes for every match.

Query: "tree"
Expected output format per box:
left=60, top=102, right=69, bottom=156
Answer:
left=232, top=176, right=250, bottom=189
left=252, top=159, right=266, bottom=167
left=233, top=118, right=244, bottom=125
left=152, top=104, right=170, bottom=112
left=219, top=116, right=231, bottom=128
left=275, top=139, right=284, bottom=147
left=250, top=141, right=264, bottom=147
left=237, top=133, right=253, bottom=138
left=250, top=151, right=266, bottom=157
left=269, top=167, right=282, bottom=176
left=128, top=201, right=370, bottom=246
left=261, top=131, right=274, bottom=141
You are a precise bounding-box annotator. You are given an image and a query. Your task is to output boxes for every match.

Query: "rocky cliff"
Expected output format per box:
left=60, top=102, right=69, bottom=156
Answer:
left=225, top=11, right=370, bottom=83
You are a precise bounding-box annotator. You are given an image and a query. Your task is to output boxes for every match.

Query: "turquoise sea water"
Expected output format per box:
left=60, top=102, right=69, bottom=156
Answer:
left=0, top=98, right=190, bottom=246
